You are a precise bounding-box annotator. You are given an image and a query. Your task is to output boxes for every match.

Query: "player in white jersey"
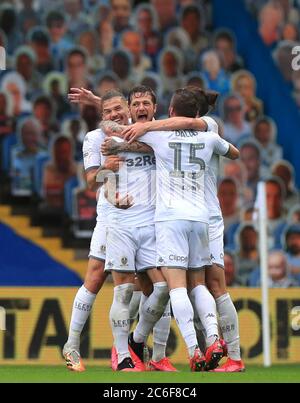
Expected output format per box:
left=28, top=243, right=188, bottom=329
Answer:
left=62, top=92, right=128, bottom=371
left=104, top=87, right=177, bottom=372
left=101, top=91, right=223, bottom=372
left=101, top=92, right=228, bottom=371
left=66, top=86, right=177, bottom=372
left=67, top=86, right=239, bottom=371
left=63, top=90, right=161, bottom=372
left=98, top=95, right=173, bottom=372
left=116, top=88, right=239, bottom=371
left=121, top=87, right=245, bottom=372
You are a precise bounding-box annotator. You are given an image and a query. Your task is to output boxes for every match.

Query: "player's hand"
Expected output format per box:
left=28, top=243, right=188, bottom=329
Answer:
left=68, top=87, right=101, bottom=106
left=104, top=191, right=134, bottom=209
left=103, top=155, right=124, bottom=172
left=122, top=123, right=148, bottom=142
left=101, top=137, right=123, bottom=155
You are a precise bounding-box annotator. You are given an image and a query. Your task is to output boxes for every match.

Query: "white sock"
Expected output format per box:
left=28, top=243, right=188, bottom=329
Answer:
left=66, top=285, right=96, bottom=350
left=134, top=282, right=169, bottom=343
left=129, top=291, right=142, bottom=326
left=109, top=283, right=134, bottom=364
left=216, top=293, right=241, bottom=361
left=169, top=287, right=198, bottom=356
left=138, top=292, right=148, bottom=315
left=190, top=299, right=207, bottom=354
left=189, top=285, right=219, bottom=347
left=194, top=313, right=206, bottom=335
left=152, top=300, right=171, bottom=362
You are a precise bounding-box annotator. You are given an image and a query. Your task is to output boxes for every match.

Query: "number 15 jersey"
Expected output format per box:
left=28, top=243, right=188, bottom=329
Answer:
left=139, top=129, right=230, bottom=224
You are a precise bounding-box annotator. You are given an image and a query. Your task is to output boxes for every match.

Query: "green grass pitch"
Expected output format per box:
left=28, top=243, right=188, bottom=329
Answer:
left=0, top=365, right=299, bottom=383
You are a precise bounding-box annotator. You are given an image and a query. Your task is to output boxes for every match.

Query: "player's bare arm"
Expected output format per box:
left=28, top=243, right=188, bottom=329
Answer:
left=100, top=120, right=153, bottom=155
left=224, top=144, right=240, bottom=160
left=68, top=87, right=102, bottom=109
left=122, top=117, right=208, bottom=142
left=101, top=137, right=153, bottom=156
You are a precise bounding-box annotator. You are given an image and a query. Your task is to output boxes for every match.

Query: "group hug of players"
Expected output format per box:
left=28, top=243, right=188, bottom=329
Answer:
left=62, top=84, right=245, bottom=373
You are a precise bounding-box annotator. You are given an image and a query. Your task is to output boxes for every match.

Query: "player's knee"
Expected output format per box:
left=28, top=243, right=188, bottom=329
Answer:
left=153, top=282, right=169, bottom=306
left=138, top=274, right=154, bottom=296
left=86, top=276, right=106, bottom=294
left=85, top=261, right=106, bottom=292
left=88, top=259, right=104, bottom=276
left=206, top=277, right=226, bottom=299
left=113, top=283, right=134, bottom=305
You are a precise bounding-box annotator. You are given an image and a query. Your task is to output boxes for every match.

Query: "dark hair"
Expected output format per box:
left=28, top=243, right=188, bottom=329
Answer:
left=97, top=72, right=119, bottom=86
left=187, top=86, right=218, bottom=116
left=54, top=136, right=71, bottom=147
left=0, top=6, right=17, bottom=34
left=240, top=224, right=256, bottom=235
left=181, top=5, right=201, bottom=21
left=109, top=49, right=132, bottom=80
left=286, top=224, right=300, bottom=237
left=28, top=27, right=50, bottom=45
left=186, top=72, right=206, bottom=89
left=214, top=29, right=236, bottom=48
left=66, top=48, right=87, bottom=63
left=240, top=141, right=260, bottom=158
left=46, top=11, right=65, bottom=27
left=33, top=95, right=53, bottom=110
left=170, top=88, right=199, bottom=118
left=128, top=85, right=156, bottom=105
left=219, top=177, right=237, bottom=188
left=254, top=117, right=271, bottom=129
left=140, top=76, right=159, bottom=92
left=102, top=89, right=127, bottom=103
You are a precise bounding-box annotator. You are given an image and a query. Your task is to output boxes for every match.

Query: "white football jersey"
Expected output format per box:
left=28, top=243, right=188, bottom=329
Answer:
left=140, top=129, right=230, bottom=223
left=201, top=116, right=223, bottom=218
left=101, top=137, right=156, bottom=228
left=82, top=128, right=106, bottom=222
left=82, top=128, right=105, bottom=172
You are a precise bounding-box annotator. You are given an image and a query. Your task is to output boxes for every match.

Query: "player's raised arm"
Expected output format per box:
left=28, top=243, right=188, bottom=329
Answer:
left=68, top=87, right=102, bottom=109
left=101, top=137, right=153, bottom=155
left=100, top=120, right=153, bottom=155
left=122, top=117, right=208, bottom=142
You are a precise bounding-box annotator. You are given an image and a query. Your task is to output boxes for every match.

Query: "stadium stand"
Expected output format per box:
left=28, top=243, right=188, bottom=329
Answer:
left=0, top=0, right=300, bottom=289
left=0, top=221, right=82, bottom=286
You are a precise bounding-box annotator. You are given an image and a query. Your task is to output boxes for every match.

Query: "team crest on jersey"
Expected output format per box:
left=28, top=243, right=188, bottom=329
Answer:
left=100, top=245, right=106, bottom=253
left=121, top=257, right=128, bottom=266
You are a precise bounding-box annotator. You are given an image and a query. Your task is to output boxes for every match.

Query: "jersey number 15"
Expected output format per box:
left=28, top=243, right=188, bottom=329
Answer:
left=169, top=142, right=205, bottom=178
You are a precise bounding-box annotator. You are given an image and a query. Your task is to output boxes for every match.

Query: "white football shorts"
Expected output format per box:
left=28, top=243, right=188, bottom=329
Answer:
left=104, top=225, right=156, bottom=273
left=208, top=215, right=225, bottom=268
left=89, top=220, right=106, bottom=261
left=155, top=220, right=211, bottom=270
